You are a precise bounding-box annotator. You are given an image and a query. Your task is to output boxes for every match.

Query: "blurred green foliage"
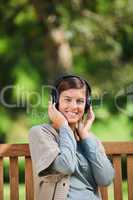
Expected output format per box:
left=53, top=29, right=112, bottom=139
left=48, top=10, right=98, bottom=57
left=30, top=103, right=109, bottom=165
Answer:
left=3, top=157, right=25, bottom=183
left=0, top=0, right=133, bottom=143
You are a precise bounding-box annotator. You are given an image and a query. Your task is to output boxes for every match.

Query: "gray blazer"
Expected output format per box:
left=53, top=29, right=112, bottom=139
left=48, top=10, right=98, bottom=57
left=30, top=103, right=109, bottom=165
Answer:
left=29, top=124, right=70, bottom=200
left=29, top=123, right=114, bottom=200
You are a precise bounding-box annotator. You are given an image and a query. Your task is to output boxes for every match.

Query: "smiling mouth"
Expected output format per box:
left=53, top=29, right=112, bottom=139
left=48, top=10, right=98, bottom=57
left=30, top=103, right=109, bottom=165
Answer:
left=65, top=112, right=78, bottom=117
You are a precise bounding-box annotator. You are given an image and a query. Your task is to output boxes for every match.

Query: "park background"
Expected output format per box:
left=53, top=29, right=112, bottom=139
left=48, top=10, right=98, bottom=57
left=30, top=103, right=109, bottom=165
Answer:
left=0, top=0, right=133, bottom=199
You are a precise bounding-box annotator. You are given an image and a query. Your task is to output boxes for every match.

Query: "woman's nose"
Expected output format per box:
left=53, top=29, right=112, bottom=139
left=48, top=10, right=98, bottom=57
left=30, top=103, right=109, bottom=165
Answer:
left=71, top=100, right=77, bottom=108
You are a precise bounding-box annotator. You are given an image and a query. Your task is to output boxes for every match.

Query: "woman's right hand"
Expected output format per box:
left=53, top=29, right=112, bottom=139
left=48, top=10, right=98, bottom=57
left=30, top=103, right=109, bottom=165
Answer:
left=48, top=101, right=68, bottom=129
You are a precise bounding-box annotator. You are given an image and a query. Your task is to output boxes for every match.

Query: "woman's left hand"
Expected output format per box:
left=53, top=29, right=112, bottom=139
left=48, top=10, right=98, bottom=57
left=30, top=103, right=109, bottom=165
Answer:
left=76, top=106, right=95, bottom=140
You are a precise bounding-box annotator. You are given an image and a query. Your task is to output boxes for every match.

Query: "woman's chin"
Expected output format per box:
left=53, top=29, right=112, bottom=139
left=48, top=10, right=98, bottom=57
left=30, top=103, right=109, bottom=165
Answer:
left=67, top=119, right=78, bottom=124
left=64, top=115, right=82, bottom=124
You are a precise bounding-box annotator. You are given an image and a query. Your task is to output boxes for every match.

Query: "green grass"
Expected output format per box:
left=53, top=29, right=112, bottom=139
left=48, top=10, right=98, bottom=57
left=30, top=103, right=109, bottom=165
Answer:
left=4, top=181, right=128, bottom=200
left=4, top=184, right=25, bottom=200
left=107, top=181, right=128, bottom=200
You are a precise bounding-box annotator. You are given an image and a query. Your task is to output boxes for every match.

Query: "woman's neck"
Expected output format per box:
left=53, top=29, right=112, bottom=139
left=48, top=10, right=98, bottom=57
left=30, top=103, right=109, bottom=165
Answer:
left=69, top=123, right=76, bottom=131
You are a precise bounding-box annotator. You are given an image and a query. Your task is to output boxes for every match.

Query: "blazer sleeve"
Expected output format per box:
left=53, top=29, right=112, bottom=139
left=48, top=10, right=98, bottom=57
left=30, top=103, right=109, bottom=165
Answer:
left=79, top=134, right=115, bottom=186
left=28, top=124, right=60, bottom=176
left=50, top=123, right=77, bottom=175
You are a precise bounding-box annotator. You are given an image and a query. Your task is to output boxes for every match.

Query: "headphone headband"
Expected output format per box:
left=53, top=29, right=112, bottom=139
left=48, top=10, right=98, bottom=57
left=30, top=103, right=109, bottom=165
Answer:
left=54, top=74, right=91, bottom=95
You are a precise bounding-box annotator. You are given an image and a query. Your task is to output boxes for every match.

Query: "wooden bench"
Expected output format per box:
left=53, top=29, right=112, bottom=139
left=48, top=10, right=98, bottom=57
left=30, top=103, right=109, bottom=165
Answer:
left=0, top=142, right=133, bottom=200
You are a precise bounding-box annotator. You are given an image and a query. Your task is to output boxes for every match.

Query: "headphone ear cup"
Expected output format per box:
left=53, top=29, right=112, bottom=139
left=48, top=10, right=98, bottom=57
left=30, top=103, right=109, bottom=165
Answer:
left=51, top=89, right=59, bottom=109
left=51, top=89, right=55, bottom=104
left=85, top=101, right=90, bottom=113
left=85, top=96, right=92, bottom=113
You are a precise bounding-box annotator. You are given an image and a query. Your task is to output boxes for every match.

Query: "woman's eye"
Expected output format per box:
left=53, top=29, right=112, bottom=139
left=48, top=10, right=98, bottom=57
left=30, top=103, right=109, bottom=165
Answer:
left=77, top=100, right=84, bottom=104
left=64, top=99, right=84, bottom=104
left=65, top=99, right=71, bottom=102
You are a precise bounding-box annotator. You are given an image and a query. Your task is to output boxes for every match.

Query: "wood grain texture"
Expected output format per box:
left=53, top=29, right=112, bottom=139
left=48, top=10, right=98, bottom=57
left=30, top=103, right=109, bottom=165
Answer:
left=0, top=157, right=3, bottom=200
left=100, top=186, right=108, bottom=200
left=0, top=142, right=133, bottom=157
left=0, top=142, right=133, bottom=200
left=127, top=155, right=133, bottom=200
left=9, top=157, right=19, bottom=200
left=25, top=156, right=34, bottom=200
left=113, top=155, right=123, bottom=200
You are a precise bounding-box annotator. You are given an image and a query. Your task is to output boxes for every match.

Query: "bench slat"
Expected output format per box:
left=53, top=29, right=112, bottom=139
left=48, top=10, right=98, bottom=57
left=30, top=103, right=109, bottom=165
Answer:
left=0, top=157, right=3, bottom=200
left=113, top=155, right=123, bottom=200
left=9, top=157, right=19, bottom=200
left=103, top=142, right=133, bottom=155
left=0, top=142, right=133, bottom=157
left=100, top=186, right=108, bottom=200
left=0, top=144, right=29, bottom=157
left=25, top=156, right=34, bottom=200
left=127, top=155, right=133, bottom=200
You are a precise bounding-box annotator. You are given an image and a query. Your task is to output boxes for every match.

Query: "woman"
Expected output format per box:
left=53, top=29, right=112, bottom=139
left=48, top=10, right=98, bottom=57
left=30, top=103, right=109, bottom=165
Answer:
left=29, top=75, right=114, bottom=200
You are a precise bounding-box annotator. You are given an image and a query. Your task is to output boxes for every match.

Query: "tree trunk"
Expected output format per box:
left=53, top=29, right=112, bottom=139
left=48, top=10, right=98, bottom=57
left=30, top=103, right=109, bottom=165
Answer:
left=32, top=0, right=72, bottom=83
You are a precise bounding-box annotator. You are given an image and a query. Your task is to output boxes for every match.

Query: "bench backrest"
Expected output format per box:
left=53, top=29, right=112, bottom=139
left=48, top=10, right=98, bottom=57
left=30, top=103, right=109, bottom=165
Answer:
left=0, top=142, right=133, bottom=200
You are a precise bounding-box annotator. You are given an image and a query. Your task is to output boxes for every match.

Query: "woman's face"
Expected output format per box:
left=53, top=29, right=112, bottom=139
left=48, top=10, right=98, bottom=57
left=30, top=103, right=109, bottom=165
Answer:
left=58, top=87, right=86, bottom=125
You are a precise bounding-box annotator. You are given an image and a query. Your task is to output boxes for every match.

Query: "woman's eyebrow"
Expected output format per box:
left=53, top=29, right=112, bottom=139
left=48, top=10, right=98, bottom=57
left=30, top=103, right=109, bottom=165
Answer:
left=63, top=96, right=72, bottom=98
left=64, top=96, right=85, bottom=100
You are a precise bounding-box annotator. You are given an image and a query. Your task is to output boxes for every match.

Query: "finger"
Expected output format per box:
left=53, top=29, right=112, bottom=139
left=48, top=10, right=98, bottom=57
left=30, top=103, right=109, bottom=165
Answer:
left=84, top=118, right=91, bottom=127
left=50, top=95, right=53, bottom=102
left=86, top=115, right=95, bottom=126
left=84, top=111, right=93, bottom=123
left=90, top=109, right=95, bottom=121
left=49, top=100, right=55, bottom=108
left=90, top=105, right=93, bottom=110
left=48, top=102, right=54, bottom=115
left=88, top=107, right=95, bottom=120
left=52, top=102, right=56, bottom=108
left=48, top=100, right=52, bottom=107
left=84, top=121, right=91, bottom=131
left=52, top=103, right=58, bottom=112
left=48, top=103, right=53, bottom=113
left=89, top=106, right=94, bottom=115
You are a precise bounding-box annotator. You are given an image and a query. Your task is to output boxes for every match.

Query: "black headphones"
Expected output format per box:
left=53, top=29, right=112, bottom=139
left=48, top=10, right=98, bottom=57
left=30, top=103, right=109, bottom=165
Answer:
left=51, top=75, right=92, bottom=113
